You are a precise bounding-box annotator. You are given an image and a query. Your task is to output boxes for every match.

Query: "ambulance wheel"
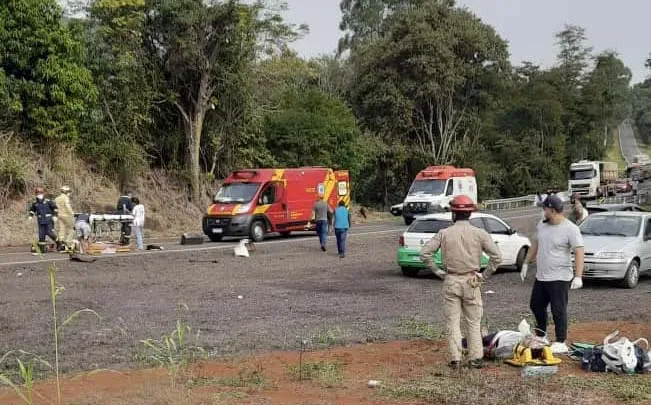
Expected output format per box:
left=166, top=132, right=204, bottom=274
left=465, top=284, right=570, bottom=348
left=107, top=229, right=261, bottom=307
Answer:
left=250, top=220, right=265, bottom=243
left=208, top=234, right=223, bottom=242
left=401, top=267, right=420, bottom=277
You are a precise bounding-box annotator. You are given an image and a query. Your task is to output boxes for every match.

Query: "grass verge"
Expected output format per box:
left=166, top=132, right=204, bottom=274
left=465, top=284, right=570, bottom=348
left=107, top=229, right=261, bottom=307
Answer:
left=288, top=360, right=345, bottom=388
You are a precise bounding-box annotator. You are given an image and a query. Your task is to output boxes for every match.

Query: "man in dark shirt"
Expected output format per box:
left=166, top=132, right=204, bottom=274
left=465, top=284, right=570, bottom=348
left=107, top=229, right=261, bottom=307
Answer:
left=29, top=187, right=61, bottom=253
left=116, top=191, right=133, bottom=245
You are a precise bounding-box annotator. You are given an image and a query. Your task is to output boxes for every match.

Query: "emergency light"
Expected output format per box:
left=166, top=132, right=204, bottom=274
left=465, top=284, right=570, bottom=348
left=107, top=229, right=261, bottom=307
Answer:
left=232, top=170, right=257, bottom=179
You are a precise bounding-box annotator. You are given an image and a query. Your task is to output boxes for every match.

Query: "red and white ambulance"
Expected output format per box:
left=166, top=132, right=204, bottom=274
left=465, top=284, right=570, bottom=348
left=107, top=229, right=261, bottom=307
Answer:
left=203, top=167, right=351, bottom=242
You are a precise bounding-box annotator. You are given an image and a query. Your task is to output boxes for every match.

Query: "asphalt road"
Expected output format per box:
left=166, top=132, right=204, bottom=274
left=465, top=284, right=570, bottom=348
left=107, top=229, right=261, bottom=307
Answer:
left=619, top=120, right=641, bottom=165
left=1, top=207, right=648, bottom=375
left=0, top=208, right=543, bottom=266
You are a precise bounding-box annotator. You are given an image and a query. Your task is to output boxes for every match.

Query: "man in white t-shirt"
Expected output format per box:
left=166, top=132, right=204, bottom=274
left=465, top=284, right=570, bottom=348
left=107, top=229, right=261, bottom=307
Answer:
left=520, top=194, right=585, bottom=354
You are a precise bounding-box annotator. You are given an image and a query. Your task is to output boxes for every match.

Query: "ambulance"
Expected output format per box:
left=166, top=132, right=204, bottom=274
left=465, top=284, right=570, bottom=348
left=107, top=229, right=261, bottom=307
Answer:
left=203, top=167, right=351, bottom=242
left=401, top=165, right=477, bottom=225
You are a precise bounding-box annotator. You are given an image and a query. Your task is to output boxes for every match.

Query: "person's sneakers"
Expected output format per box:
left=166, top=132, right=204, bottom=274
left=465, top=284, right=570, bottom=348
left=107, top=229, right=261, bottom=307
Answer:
left=321, top=246, right=326, bottom=252
left=339, top=254, right=345, bottom=258
left=448, top=361, right=460, bottom=370
left=467, top=359, right=484, bottom=369
left=550, top=341, right=569, bottom=354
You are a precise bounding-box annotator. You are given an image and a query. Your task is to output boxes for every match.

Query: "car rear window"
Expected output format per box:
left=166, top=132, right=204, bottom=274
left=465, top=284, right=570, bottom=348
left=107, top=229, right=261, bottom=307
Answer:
left=408, top=219, right=453, bottom=233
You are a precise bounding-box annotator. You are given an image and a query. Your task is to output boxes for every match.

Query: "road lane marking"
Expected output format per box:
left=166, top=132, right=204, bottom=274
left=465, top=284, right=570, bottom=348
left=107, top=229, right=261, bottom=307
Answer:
left=0, top=211, right=543, bottom=267
left=0, top=229, right=403, bottom=267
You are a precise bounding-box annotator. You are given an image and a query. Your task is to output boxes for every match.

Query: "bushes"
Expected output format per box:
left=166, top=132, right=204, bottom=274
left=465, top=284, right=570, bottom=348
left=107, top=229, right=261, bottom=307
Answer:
left=0, top=132, right=31, bottom=204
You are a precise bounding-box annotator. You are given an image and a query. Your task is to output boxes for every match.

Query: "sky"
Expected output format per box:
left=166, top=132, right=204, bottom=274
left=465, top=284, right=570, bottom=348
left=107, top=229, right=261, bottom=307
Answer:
left=281, top=0, right=651, bottom=84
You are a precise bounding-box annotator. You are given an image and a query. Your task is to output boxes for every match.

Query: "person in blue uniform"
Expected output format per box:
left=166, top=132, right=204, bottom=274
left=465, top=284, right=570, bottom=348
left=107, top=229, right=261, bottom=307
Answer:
left=29, top=187, right=62, bottom=253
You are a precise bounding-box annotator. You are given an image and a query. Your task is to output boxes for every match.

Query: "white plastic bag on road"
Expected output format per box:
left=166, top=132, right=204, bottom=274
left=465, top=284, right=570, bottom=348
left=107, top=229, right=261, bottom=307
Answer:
left=234, top=239, right=250, bottom=257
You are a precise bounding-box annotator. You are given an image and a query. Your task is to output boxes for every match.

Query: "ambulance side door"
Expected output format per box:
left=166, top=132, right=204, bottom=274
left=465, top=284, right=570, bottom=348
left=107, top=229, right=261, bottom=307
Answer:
left=258, top=181, right=288, bottom=229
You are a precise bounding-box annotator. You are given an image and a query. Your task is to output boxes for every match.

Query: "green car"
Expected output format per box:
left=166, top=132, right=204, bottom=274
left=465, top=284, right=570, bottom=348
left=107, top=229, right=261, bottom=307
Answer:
left=397, top=213, right=489, bottom=277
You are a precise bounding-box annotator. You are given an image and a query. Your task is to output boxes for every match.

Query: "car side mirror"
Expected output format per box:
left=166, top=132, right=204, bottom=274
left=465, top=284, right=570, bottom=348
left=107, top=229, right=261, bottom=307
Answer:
left=508, top=228, right=516, bottom=235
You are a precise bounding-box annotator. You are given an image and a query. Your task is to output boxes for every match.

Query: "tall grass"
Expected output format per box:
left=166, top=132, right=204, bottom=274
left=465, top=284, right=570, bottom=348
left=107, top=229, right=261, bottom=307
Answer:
left=0, top=246, right=100, bottom=405
left=139, top=304, right=207, bottom=385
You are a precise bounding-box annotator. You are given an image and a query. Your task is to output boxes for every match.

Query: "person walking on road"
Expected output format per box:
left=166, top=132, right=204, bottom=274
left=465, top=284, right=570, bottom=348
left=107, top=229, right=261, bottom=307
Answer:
left=54, top=185, right=75, bottom=251
left=333, top=200, right=351, bottom=258
left=520, top=194, right=585, bottom=354
left=420, top=195, right=501, bottom=369
left=131, top=197, right=145, bottom=250
left=311, top=192, right=332, bottom=252
left=568, top=193, right=588, bottom=225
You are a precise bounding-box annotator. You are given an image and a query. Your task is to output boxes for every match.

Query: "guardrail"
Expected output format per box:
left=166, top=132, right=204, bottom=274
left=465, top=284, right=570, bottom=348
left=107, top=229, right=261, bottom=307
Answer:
left=481, top=195, right=536, bottom=211
left=480, top=191, right=646, bottom=213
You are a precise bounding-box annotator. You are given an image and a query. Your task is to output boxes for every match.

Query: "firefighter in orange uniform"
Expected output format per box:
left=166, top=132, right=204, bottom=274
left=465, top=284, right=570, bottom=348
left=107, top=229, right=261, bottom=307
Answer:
left=420, top=195, right=501, bottom=369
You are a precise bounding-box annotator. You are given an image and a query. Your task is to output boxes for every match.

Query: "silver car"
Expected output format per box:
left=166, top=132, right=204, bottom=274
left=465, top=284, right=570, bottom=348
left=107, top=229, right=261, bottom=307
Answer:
left=578, top=211, right=650, bottom=288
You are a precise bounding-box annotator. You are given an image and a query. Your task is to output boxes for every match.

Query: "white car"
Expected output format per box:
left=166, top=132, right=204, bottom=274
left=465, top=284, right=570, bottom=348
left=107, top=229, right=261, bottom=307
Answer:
left=396, top=212, right=531, bottom=277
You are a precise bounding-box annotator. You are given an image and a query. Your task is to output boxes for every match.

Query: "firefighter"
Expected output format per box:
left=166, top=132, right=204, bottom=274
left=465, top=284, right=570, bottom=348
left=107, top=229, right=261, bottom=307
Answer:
left=116, top=191, right=133, bottom=245
left=420, top=195, right=501, bottom=369
left=54, top=185, right=75, bottom=251
left=28, top=187, right=62, bottom=253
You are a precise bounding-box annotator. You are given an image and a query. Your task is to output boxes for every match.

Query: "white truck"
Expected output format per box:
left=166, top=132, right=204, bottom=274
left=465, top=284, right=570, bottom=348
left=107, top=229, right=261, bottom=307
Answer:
left=568, top=160, right=618, bottom=199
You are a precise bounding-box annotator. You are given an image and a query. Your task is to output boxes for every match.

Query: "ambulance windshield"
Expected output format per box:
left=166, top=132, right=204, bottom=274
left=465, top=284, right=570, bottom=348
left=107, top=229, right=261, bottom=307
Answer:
left=408, top=179, right=446, bottom=195
left=214, top=182, right=260, bottom=203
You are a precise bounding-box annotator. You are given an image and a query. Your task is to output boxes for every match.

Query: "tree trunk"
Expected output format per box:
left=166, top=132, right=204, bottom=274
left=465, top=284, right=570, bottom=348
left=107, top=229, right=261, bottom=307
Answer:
left=187, top=110, right=205, bottom=203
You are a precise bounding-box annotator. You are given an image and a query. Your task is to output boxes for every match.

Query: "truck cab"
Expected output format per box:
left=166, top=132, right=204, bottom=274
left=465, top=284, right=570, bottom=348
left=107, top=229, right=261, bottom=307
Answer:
left=568, top=160, right=617, bottom=199
left=401, top=166, right=477, bottom=225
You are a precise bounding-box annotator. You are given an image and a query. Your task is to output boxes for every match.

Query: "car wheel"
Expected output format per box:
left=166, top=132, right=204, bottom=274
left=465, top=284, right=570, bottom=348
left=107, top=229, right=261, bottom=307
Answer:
left=250, top=220, right=265, bottom=243
left=515, top=247, right=528, bottom=272
left=401, top=267, right=420, bottom=277
left=208, top=234, right=223, bottom=242
left=404, top=217, right=414, bottom=226
left=620, top=260, right=639, bottom=289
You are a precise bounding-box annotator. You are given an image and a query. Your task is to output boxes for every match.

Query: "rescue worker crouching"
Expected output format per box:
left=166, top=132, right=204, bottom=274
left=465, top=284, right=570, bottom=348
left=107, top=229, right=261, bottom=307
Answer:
left=54, top=185, right=75, bottom=252
left=28, top=187, right=63, bottom=254
left=420, top=195, right=501, bottom=369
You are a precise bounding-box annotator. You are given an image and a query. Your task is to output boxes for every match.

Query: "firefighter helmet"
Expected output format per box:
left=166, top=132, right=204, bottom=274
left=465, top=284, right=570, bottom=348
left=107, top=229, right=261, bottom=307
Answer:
left=449, top=195, right=477, bottom=212
left=61, top=185, right=71, bottom=193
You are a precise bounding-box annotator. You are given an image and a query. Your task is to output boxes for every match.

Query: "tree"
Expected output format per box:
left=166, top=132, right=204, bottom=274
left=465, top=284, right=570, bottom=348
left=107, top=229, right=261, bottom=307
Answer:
left=82, top=0, right=158, bottom=185
left=350, top=1, right=509, bottom=164
left=263, top=87, right=365, bottom=180
left=140, top=0, right=256, bottom=202
left=0, top=0, right=97, bottom=144
left=337, top=0, right=433, bottom=56
left=555, top=24, right=593, bottom=88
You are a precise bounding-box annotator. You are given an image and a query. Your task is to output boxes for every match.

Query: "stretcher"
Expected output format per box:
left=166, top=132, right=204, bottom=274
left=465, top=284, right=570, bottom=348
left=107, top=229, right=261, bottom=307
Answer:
left=78, top=212, right=135, bottom=255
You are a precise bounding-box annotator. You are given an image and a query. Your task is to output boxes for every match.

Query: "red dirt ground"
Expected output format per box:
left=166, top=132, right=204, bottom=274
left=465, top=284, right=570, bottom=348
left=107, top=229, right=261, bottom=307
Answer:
left=1, top=321, right=649, bottom=405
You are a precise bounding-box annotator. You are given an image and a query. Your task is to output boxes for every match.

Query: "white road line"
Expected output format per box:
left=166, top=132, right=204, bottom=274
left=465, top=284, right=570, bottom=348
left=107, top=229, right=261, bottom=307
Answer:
left=0, top=211, right=543, bottom=267
left=0, top=223, right=399, bottom=258
left=0, top=229, right=402, bottom=267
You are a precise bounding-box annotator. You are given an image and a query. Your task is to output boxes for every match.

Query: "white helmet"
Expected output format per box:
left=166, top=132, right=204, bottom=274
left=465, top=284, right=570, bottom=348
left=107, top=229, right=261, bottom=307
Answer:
left=61, top=185, right=71, bottom=193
